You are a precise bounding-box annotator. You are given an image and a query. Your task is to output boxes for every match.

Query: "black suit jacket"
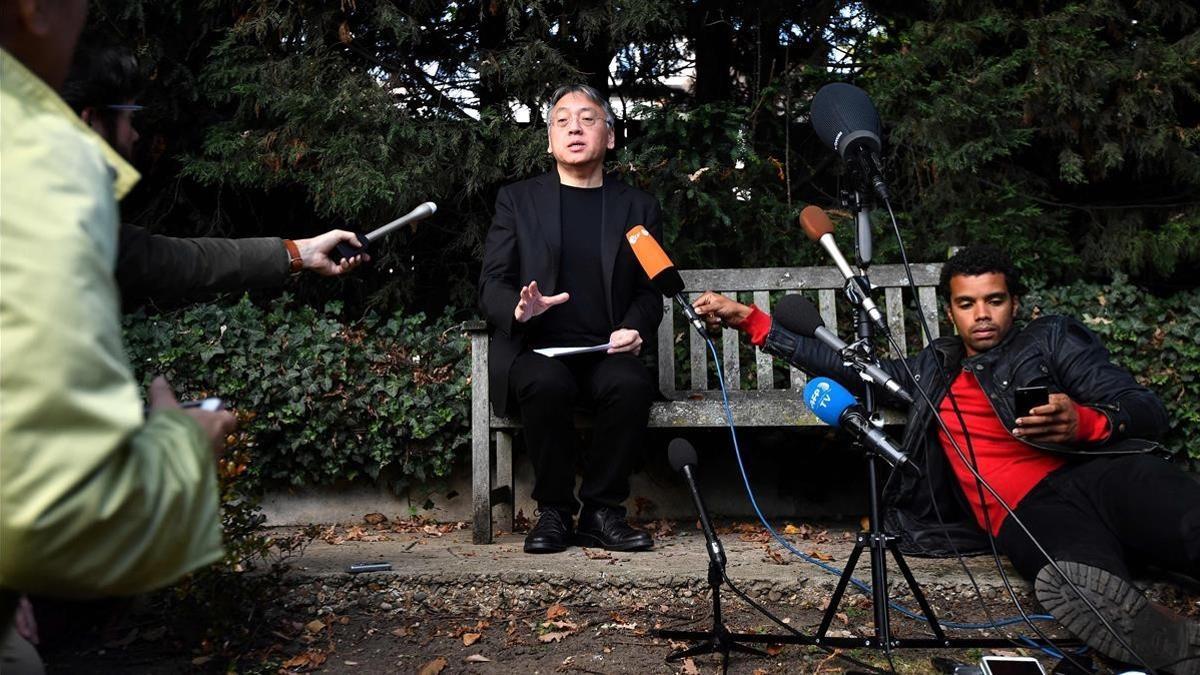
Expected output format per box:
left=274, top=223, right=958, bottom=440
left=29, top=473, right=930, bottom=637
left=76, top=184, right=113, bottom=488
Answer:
left=478, top=170, right=664, bottom=415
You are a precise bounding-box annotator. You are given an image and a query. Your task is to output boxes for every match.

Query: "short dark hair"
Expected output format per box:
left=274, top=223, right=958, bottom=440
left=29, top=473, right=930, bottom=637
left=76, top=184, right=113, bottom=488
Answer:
left=938, top=245, right=1026, bottom=300
left=61, top=45, right=145, bottom=117
left=544, top=84, right=615, bottom=128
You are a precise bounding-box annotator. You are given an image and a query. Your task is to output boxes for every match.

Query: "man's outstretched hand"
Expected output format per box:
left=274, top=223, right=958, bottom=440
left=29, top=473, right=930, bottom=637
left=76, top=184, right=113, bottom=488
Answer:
left=295, top=230, right=370, bottom=276
left=514, top=280, right=569, bottom=323
left=693, top=291, right=753, bottom=332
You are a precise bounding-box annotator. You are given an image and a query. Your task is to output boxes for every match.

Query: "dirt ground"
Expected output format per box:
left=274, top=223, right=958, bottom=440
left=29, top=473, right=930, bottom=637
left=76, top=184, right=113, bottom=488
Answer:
left=34, top=519, right=1200, bottom=674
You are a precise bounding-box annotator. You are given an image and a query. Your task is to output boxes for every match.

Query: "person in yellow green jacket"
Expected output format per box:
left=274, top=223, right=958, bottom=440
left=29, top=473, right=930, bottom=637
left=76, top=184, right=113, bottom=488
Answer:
left=0, top=0, right=236, bottom=656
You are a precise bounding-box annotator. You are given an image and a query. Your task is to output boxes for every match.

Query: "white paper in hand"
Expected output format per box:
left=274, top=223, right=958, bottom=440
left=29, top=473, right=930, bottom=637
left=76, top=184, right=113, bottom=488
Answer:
left=532, top=343, right=612, bottom=358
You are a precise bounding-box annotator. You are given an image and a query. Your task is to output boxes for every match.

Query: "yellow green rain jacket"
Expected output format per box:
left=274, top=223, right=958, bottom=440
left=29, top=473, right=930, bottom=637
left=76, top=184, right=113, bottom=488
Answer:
left=0, top=48, right=223, bottom=599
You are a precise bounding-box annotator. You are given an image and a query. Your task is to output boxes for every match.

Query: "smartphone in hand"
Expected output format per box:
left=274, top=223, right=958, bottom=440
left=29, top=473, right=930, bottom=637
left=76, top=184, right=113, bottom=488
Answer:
left=1014, top=386, right=1049, bottom=417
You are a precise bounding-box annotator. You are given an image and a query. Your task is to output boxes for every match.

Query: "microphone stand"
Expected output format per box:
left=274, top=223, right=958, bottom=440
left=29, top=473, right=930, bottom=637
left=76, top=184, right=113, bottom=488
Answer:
left=657, top=464, right=769, bottom=674
left=812, top=187, right=946, bottom=651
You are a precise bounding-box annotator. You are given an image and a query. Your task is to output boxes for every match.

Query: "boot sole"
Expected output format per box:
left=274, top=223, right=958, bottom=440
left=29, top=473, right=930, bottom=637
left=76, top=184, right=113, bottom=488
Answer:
left=574, top=530, right=653, bottom=552
left=1035, top=561, right=1200, bottom=674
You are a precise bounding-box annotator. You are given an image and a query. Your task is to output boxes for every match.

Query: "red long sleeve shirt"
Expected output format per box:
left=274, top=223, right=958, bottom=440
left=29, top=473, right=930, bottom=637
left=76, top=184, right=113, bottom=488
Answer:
left=739, top=304, right=1110, bottom=534
left=937, top=370, right=1109, bottom=534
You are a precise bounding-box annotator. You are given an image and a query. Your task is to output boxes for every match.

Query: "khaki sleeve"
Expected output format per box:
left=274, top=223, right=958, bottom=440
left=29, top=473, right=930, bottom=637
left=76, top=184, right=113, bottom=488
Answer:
left=0, top=119, right=223, bottom=598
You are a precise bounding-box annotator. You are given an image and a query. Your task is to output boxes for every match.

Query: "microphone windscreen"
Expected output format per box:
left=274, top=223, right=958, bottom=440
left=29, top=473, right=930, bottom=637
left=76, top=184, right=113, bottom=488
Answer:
left=774, top=294, right=826, bottom=338
left=626, top=225, right=683, bottom=296
left=799, top=205, right=835, bottom=241
left=668, top=438, right=698, bottom=473
left=626, top=225, right=674, bottom=277
left=811, top=83, right=882, bottom=158
left=803, top=377, right=858, bottom=428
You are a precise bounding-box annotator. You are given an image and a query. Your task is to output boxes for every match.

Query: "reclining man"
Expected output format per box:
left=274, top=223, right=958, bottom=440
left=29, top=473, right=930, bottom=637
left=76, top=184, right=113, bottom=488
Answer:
left=479, top=84, right=662, bottom=554
left=692, top=245, right=1199, bottom=673
left=62, top=45, right=368, bottom=308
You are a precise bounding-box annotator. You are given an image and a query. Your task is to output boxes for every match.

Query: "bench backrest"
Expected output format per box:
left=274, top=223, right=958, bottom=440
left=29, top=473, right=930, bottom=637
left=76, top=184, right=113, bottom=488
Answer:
left=657, top=264, right=945, bottom=401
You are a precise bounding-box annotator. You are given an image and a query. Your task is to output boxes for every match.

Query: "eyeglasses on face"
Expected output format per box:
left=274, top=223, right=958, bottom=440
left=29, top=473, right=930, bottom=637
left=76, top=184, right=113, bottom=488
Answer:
left=551, top=110, right=608, bottom=128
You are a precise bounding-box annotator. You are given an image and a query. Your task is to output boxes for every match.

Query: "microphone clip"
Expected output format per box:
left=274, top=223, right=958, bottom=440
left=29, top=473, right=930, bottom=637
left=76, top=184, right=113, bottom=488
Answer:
left=842, top=276, right=890, bottom=334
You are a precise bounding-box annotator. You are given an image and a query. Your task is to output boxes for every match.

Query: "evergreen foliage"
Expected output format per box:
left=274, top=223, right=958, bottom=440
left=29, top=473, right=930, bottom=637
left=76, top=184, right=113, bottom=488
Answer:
left=86, top=1, right=1198, bottom=309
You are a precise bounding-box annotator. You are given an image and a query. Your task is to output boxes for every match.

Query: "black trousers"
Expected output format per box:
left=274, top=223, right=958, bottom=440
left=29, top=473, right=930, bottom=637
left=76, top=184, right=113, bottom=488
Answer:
left=996, top=454, right=1200, bottom=582
left=507, top=350, right=653, bottom=515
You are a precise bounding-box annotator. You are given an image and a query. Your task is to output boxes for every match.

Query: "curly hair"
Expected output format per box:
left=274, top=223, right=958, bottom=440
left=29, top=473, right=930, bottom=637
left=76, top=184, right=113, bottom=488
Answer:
left=938, top=245, right=1026, bottom=300
left=60, top=45, right=145, bottom=119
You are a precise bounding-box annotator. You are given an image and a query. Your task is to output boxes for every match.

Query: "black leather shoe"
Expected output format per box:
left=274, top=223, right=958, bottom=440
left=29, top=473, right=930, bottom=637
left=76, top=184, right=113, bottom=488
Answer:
left=523, top=508, right=574, bottom=554
left=575, top=507, right=653, bottom=552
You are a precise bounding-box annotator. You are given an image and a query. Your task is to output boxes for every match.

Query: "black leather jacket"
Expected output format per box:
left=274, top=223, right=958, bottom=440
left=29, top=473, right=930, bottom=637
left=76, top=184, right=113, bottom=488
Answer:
left=763, top=314, right=1168, bottom=556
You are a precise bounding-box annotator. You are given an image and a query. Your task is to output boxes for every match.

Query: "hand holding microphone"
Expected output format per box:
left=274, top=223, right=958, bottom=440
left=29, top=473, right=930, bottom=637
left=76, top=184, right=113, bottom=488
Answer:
left=330, top=201, right=438, bottom=263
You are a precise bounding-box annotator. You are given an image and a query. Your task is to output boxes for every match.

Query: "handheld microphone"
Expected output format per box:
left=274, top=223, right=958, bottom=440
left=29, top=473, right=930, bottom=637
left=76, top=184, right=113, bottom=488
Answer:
left=668, top=438, right=726, bottom=568
left=775, top=294, right=913, bottom=404
left=331, top=201, right=438, bottom=262
left=803, top=377, right=917, bottom=474
left=810, top=83, right=890, bottom=202
left=799, top=205, right=889, bottom=333
left=625, top=225, right=707, bottom=338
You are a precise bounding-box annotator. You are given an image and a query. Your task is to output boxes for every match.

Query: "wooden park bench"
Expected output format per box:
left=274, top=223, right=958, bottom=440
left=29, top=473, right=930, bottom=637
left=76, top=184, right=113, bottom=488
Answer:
left=466, top=263, right=945, bottom=544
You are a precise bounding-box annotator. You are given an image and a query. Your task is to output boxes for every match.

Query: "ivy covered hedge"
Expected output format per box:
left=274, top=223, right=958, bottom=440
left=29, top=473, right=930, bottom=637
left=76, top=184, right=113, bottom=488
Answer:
left=1027, top=276, right=1200, bottom=463
left=123, top=276, right=1197, bottom=493
left=123, top=296, right=469, bottom=491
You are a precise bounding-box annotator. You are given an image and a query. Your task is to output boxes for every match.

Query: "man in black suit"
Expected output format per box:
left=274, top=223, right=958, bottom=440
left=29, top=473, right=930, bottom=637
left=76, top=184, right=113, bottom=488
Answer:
left=479, top=84, right=662, bottom=554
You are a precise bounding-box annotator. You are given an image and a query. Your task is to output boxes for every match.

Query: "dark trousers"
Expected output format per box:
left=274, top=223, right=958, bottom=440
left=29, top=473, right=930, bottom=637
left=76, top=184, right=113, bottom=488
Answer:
left=996, top=454, right=1200, bottom=582
left=507, top=351, right=653, bottom=515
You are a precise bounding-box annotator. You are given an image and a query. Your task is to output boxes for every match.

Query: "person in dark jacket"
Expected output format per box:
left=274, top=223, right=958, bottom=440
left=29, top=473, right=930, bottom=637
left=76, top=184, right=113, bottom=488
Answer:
left=479, top=84, right=661, bottom=554
left=692, top=245, right=1199, bottom=674
left=62, top=45, right=368, bottom=307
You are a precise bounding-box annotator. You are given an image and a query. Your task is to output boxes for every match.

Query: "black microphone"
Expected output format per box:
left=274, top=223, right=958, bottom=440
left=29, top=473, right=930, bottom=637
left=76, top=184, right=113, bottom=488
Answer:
left=774, top=295, right=913, bottom=404
left=626, top=225, right=708, bottom=339
left=668, top=438, right=726, bottom=568
left=804, top=377, right=918, bottom=474
left=810, top=83, right=890, bottom=202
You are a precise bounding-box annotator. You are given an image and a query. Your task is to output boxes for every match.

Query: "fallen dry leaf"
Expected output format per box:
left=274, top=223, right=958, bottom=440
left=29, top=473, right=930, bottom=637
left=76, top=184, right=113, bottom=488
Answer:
left=546, top=603, right=568, bottom=620
left=363, top=512, right=389, bottom=526
left=391, top=626, right=412, bottom=638
left=464, top=654, right=491, bottom=663
left=583, top=548, right=613, bottom=560
left=807, top=549, right=835, bottom=562
left=418, top=656, right=448, bottom=675
left=462, top=632, right=481, bottom=646
left=538, top=630, right=572, bottom=643
left=681, top=656, right=701, bottom=674
left=836, top=612, right=849, bottom=625
left=305, top=619, right=325, bottom=634
left=766, top=644, right=783, bottom=656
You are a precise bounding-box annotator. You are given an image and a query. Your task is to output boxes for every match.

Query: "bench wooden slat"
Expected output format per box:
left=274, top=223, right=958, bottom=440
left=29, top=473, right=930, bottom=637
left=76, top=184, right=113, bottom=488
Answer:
left=658, top=297, right=674, bottom=394
left=722, top=323, right=740, bottom=390
left=689, top=292, right=707, bottom=390
left=753, top=290, right=772, bottom=391
left=885, top=286, right=906, bottom=356
left=919, top=286, right=941, bottom=345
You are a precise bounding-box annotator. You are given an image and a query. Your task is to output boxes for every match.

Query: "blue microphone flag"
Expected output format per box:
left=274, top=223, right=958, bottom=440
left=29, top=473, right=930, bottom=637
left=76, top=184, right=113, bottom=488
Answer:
left=803, top=377, right=858, bottom=427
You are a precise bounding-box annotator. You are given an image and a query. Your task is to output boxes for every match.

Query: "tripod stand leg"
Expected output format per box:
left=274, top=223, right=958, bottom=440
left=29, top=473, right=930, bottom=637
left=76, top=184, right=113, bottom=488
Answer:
left=887, top=539, right=947, bottom=642
left=816, top=538, right=866, bottom=637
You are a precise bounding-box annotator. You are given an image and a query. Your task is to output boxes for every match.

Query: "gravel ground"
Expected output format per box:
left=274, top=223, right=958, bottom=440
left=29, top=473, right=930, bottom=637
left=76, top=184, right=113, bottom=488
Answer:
left=37, top=519, right=1199, bottom=674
